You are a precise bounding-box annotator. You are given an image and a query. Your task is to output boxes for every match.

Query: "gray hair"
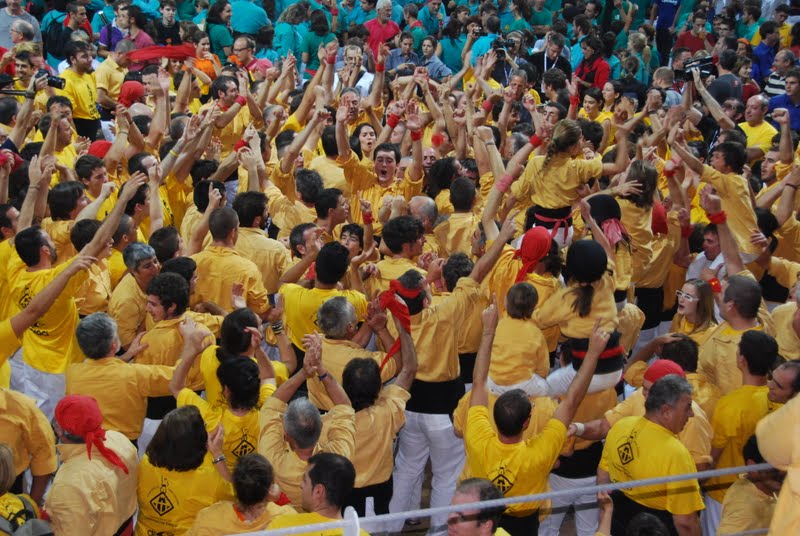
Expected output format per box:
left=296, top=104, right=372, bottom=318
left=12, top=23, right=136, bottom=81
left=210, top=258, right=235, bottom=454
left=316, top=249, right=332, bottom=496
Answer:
left=644, top=375, right=693, bottom=413
left=410, top=195, right=438, bottom=227
left=317, top=297, right=357, bottom=339
left=10, top=20, right=34, bottom=41
left=508, top=132, right=530, bottom=154
left=114, top=39, right=136, bottom=54
left=376, top=0, right=391, bottom=11
left=76, top=313, right=118, bottom=359
left=122, top=242, right=156, bottom=270
left=283, top=398, right=322, bottom=449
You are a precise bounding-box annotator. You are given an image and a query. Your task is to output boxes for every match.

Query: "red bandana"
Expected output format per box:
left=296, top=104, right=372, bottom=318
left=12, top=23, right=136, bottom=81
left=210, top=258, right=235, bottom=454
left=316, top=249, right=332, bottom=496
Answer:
left=377, top=280, right=422, bottom=370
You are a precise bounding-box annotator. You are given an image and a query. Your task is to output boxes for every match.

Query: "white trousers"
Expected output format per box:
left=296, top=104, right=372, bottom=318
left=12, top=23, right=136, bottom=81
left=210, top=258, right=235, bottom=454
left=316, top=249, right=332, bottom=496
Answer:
left=701, top=494, right=721, bottom=536
left=545, top=366, right=622, bottom=398
left=388, top=411, right=465, bottom=534
left=538, top=473, right=599, bottom=536
left=10, top=350, right=65, bottom=421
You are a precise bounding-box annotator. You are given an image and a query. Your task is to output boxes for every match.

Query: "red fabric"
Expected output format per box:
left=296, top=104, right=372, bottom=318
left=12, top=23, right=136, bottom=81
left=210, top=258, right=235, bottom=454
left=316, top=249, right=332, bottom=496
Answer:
left=126, top=43, right=197, bottom=63
left=118, top=81, right=145, bottom=108
left=364, top=18, right=400, bottom=57
left=55, top=395, right=130, bottom=474
left=707, top=211, right=727, bottom=225
left=575, top=55, right=610, bottom=90
left=377, top=280, right=421, bottom=370
left=570, top=344, right=624, bottom=360
left=513, top=226, right=552, bottom=282
left=88, top=140, right=112, bottom=158
left=673, top=31, right=706, bottom=55
left=644, top=359, right=686, bottom=383
left=651, top=200, right=668, bottom=235
left=601, top=218, right=627, bottom=247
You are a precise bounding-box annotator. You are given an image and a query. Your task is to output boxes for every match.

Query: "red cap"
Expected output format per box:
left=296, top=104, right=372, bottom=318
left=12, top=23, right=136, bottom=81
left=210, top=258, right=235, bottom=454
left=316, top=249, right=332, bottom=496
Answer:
left=644, top=359, right=686, bottom=384
left=87, top=140, right=112, bottom=158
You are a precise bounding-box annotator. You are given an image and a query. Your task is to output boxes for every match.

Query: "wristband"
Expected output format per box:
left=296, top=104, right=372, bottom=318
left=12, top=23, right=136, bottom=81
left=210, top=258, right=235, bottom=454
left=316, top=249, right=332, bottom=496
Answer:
left=318, top=372, right=329, bottom=381
left=233, top=139, right=248, bottom=152
left=212, top=455, right=226, bottom=464
left=786, top=184, right=799, bottom=190
left=330, top=7, right=338, bottom=15
left=570, top=93, right=580, bottom=107
left=708, top=277, right=722, bottom=294
left=573, top=422, right=585, bottom=436
left=706, top=210, right=727, bottom=225
left=663, top=167, right=676, bottom=178
left=528, top=134, right=543, bottom=148
left=375, top=63, right=385, bottom=73
left=270, top=320, right=284, bottom=335
left=326, top=55, right=336, bottom=65
left=363, top=212, right=374, bottom=224
left=386, top=113, right=401, bottom=129
left=481, top=99, right=494, bottom=113
left=495, top=173, right=514, bottom=193
left=169, top=149, right=179, bottom=158
left=431, top=132, right=444, bottom=147
left=234, top=95, right=247, bottom=106
left=680, top=225, right=693, bottom=238
left=410, top=129, right=423, bottom=142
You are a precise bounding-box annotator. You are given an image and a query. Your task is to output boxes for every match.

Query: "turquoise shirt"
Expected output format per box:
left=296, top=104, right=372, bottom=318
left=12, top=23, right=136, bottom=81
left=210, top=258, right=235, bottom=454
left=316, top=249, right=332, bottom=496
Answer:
left=440, top=34, right=466, bottom=72
left=208, top=22, right=234, bottom=58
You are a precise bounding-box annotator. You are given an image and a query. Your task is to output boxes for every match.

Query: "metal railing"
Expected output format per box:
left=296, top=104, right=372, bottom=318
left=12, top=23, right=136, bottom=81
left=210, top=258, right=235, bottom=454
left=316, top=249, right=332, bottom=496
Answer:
left=233, top=462, right=775, bottom=535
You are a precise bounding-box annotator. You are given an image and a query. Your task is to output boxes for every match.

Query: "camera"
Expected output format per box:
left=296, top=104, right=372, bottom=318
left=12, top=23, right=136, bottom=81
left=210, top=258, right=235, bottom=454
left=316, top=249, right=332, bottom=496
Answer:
left=492, top=39, right=515, bottom=50
left=472, top=27, right=488, bottom=37
left=674, top=56, right=716, bottom=81
left=37, top=69, right=66, bottom=90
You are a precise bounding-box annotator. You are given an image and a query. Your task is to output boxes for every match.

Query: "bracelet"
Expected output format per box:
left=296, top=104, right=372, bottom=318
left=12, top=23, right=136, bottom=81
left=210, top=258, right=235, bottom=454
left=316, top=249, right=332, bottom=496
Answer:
left=234, top=95, right=247, bottom=106
left=496, top=173, right=514, bottom=193
left=326, top=55, right=336, bottom=65
left=363, top=212, right=374, bottom=224
left=529, top=134, right=543, bottom=148
left=330, top=8, right=339, bottom=15
left=481, top=100, right=494, bottom=113
left=212, top=455, right=226, bottom=464
left=573, top=422, right=585, bottom=436
left=169, top=150, right=179, bottom=158
left=386, top=113, right=401, bottom=129
left=270, top=320, right=284, bottom=335
left=706, top=210, right=727, bottom=225
left=375, top=63, right=385, bottom=73
left=318, top=372, right=329, bottom=381
left=410, top=129, right=423, bottom=142
left=119, top=130, right=129, bottom=136
left=569, top=94, right=580, bottom=107
left=24, top=90, right=35, bottom=99
left=708, top=277, right=722, bottom=294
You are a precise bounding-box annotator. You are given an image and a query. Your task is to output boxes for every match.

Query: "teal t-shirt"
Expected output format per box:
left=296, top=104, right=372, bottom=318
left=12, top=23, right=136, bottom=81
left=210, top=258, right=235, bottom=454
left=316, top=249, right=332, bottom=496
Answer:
left=208, top=22, right=234, bottom=59
left=529, top=8, right=552, bottom=30
left=301, top=31, right=336, bottom=75
left=440, top=35, right=466, bottom=73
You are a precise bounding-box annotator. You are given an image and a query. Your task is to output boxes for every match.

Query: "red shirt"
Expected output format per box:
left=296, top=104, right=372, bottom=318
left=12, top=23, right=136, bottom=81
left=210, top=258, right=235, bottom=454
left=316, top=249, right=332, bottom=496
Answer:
left=364, top=18, right=400, bottom=57
left=673, top=31, right=706, bottom=55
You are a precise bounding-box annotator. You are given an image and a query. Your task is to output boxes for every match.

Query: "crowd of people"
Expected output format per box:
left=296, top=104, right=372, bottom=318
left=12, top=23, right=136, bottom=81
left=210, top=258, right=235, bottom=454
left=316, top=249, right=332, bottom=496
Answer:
left=0, top=0, right=800, bottom=535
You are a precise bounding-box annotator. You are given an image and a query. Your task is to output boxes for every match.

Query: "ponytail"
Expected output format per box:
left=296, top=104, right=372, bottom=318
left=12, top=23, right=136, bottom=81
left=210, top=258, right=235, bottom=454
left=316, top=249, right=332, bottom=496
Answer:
left=571, top=284, right=595, bottom=317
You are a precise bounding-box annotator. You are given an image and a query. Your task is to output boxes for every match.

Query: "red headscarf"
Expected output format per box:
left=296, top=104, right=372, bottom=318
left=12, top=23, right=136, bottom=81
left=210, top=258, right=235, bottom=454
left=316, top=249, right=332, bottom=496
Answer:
left=377, top=280, right=422, bottom=370
left=644, top=359, right=686, bottom=384
left=54, top=395, right=129, bottom=474
left=87, top=140, right=112, bottom=159
left=118, top=81, right=145, bottom=108
left=513, top=226, right=552, bottom=282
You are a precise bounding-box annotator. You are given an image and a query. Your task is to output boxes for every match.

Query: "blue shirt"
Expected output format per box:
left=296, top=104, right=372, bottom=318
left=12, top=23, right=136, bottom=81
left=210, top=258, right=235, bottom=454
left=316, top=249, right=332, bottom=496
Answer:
left=653, top=0, right=679, bottom=30
left=470, top=33, right=497, bottom=66
left=418, top=5, right=444, bottom=36
left=752, top=42, right=777, bottom=86
left=421, top=55, right=453, bottom=81
left=231, top=0, right=269, bottom=35
left=768, top=94, right=800, bottom=131
left=90, top=5, right=115, bottom=34
left=570, top=36, right=584, bottom=71
left=386, top=49, right=419, bottom=72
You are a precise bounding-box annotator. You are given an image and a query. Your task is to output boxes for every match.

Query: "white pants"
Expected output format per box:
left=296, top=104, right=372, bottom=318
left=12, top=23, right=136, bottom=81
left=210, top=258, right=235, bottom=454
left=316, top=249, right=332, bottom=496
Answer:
left=545, top=367, right=622, bottom=398
left=10, top=351, right=65, bottom=421
left=701, top=494, right=721, bottom=536
left=488, top=374, right=549, bottom=398
left=388, top=411, right=465, bottom=534
left=538, top=473, right=599, bottom=536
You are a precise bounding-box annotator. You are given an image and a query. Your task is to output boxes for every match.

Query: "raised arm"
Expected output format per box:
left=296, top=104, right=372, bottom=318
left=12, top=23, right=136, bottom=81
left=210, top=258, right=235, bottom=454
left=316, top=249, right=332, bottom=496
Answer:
left=774, top=108, right=795, bottom=165
left=169, top=317, right=213, bottom=397
left=668, top=125, right=705, bottom=176
left=470, top=213, right=517, bottom=283
left=81, top=173, right=147, bottom=259
left=700, top=187, right=744, bottom=276
left=469, top=297, right=498, bottom=408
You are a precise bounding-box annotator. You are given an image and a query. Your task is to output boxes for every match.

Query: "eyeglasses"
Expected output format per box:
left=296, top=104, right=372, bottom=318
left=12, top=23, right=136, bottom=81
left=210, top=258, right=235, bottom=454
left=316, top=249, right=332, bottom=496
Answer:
left=676, top=290, right=699, bottom=301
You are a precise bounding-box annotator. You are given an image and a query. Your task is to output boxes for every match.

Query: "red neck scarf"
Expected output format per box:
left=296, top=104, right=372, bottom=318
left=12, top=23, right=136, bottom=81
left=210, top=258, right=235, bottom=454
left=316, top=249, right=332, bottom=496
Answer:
left=55, top=395, right=129, bottom=474
left=377, top=280, right=422, bottom=370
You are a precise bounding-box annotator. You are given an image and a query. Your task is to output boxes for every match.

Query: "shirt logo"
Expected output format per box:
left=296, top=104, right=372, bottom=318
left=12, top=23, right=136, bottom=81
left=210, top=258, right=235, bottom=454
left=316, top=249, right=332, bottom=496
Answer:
left=618, top=442, right=635, bottom=465
left=490, top=465, right=515, bottom=494
left=149, top=477, right=175, bottom=516
left=232, top=428, right=255, bottom=458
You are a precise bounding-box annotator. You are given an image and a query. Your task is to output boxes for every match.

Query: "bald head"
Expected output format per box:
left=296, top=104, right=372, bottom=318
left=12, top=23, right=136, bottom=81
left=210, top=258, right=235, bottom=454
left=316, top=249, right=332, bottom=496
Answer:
left=409, top=196, right=438, bottom=231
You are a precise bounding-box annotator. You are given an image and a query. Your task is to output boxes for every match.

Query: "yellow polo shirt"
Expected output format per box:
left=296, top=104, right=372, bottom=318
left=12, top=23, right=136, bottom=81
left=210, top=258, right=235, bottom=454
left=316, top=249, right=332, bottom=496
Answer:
left=489, top=317, right=549, bottom=385
left=108, top=248, right=127, bottom=289
left=700, top=165, right=760, bottom=257
left=94, top=54, right=126, bottom=102
left=308, top=155, right=349, bottom=197
left=187, top=500, right=297, bottom=536
left=264, top=185, right=317, bottom=240
left=718, top=476, right=776, bottom=536
left=234, top=227, right=291, bottom=294
left=278, top=285, right=368, bottom=350
left=738, top=121, right=778, bottom=163
left=192, top=246, right=270, bottom=314
left=772, top=302, right=800, bottom=361
left=365, top=256, right=426, bottom=297
left=512, top=153, right=603, bottom=210
left=56, top=69, right=100, bottom=120
left=0, top=388, right=57, bottom=477
left=75, top=260, right=113, bottom=315
left=108, top=273, right=149, bottom=348
left=698, top=322, right=764, bottom=395
left=432, top=212, right=481, bottom=257
left=40, top=218, right=76, bottom=266
left=267, top=511, right=369, bottom=535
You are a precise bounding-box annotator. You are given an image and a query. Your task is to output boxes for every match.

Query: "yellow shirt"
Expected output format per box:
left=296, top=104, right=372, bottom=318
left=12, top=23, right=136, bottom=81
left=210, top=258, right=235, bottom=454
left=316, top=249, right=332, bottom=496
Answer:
left=234, top=227, right=292, bottom=294
left=755, top=394, right=800, bottom=536
left=75, top=260, right=112, bottom=315
left=178, top=384, right=276, bottom=472
left=108, top=273, right=149, bottom=348
left=624, top=365, right=721, bottom=421
left=698, top=322, right=764, bottom=395
left=600, top=416, right=705, bottom=514
left=198, top=346, right=288, bottom=410
left=706, top=385, right=779, bottom=503
left=701, top=165, right=760, bottom=256
left=108, top=248, right=127, bottom=289
left=0, top=388, right=57, bottom=477
left=308, top=338, right=395, bottom=411
left=93, top=54, right=126, bottom=101
left=180, top=204, right=203, bottom=244
left=738, top=121, right=778, bottom=163
left=192, top=246, right=270, bottom=314
left=0, top=320, right=15, bottom=388
left=532, top=260, right=619, bottom=339
left=200, top=102, right=257, bottom=158
left=637, top=211, right=682, bottom=289
left=278, top=285, right=368, bottom=350
left=308, top=155, right=349, bottom=197
left=465, top=406, right=566, bottom=516
left=774, top=214, right=800, bottom=263
left=604, top=389, right=713, bottom=466
left=0, top=240, right=17, bottom=319
left=40, top=218, right=76, bottom=266
left=489, top=317, right=549, bottom=385
left=187, top=500, right=297, bottom=536
left=53, top=144, right=78, bottom=185
left=718, top=476, right=777, bottom=536
left=8, top=258, right=88, bottom=373
left=351, top=384, right=410, bottom=487
left=85, top=188, right=118, bottom=220
left=265, top=185, right=317, bottom=240
left=432, top=212, right=480, bottom=257
left=136, top=454, right=234, bottom=536
left=669, top=315, right=716, bottom=347
left=617, top=302, right=645, bottom=354
left=56, top=68, right=100, bottom=120
left=772, top=302, right=800, bottom=360
left=618, top=199, right=654, bottom=283
left=46, top=431, right=137, bottom=535
left=258, top=398, right=355, bottom=510
left=337, top=152, right=424, bottom=236
left=64, top=357, right=173, bottom=439
left=267, top=511, right=370, bottom=535
left=365, top=257, right=426, bottom=298
left=767, top=255, right=800, bottom=290
left=453, top=391, right=557, bottom=443
left=512, top=153, right=603, bottom=210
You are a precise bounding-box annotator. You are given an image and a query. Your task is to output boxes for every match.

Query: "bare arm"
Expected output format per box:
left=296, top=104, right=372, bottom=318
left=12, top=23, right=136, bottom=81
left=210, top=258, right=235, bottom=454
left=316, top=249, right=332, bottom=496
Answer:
left=82, top=174, right=148, bottom=259
left=469, top=214, right=517, bottom=283
left=469, top=299, right=498, bottom=408
left=392, top=314, right=418, bottom=392
left=776, top=167, right=800, bottom=227
left=700, top=188, right=744, bottom=275
left=169, top=317, right=213, bottom=397
left=552, top=321, right=608, bottom=425
left=775, top=108, right=795, bottom=164
left=692, top=70, right=734, bottom=131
